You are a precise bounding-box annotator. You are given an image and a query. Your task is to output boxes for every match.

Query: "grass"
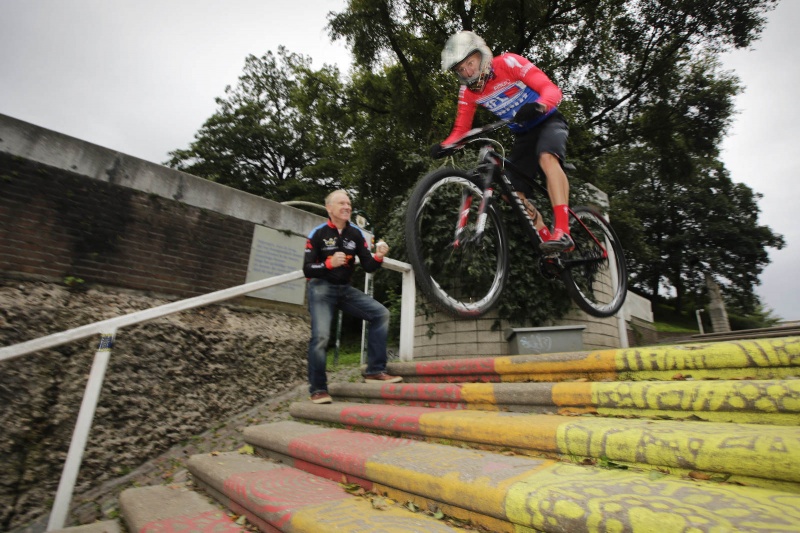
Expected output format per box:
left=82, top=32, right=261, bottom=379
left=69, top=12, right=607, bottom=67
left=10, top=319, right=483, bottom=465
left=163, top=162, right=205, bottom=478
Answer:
left=653, top=321, right=699, bottom=333
left=652, top=302, right=701, bottom=333
left=328, top=345, right=363, bottom=368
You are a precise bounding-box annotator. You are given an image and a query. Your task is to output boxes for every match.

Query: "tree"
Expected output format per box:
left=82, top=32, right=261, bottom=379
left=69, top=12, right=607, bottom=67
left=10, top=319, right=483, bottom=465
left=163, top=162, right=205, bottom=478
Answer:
left=166, top=47, right=351, bottom=203
left=598, top=53, right=784, bottom=313
left=327, top=0, right=782, bottom=321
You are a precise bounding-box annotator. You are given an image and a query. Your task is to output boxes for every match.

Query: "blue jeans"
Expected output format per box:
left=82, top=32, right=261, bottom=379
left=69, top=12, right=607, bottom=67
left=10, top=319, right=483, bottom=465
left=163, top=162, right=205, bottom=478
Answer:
left=306, top=279, right=391, bottom=394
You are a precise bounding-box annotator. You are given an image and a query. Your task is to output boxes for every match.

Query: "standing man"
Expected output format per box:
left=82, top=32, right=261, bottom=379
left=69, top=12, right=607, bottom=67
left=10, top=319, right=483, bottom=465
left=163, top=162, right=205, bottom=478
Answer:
left=303, top=190, right=402, bottom=404
left=432, top=31, right=573, bottom=253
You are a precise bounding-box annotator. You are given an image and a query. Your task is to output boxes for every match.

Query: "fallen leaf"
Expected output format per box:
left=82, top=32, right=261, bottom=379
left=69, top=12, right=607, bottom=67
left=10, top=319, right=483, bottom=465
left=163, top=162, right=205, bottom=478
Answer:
left=689, top=471, right=712, bottom=480
left=340, top=482, right=362, bottom=494
left=371, top=497, right=390, bottom=510
left=237, top=444, right=254, bottom=455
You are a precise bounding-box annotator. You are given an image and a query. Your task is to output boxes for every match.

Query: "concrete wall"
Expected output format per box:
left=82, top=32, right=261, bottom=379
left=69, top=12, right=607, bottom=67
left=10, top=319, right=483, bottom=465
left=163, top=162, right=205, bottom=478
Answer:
left=0, top=114, right=325, bottom=303
left=414, top=299, right=624, bottom=358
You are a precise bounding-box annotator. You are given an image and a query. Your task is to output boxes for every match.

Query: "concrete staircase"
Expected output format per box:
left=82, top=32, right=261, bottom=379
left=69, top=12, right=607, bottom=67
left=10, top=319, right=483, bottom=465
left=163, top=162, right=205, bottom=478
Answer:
left=113, top=336, right=800, bottom=532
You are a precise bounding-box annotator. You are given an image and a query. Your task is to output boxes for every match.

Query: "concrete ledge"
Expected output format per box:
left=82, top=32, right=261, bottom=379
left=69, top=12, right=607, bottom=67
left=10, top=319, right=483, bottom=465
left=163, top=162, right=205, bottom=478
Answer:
left=243, top=421, right=800, bottom=532
left=186, top=452, right=460, bottom=532
left=0, top=113, right=325, bottom=235
left=288, top=401, right=800, bottom=491
left=327, top=380, right=800, bottom=425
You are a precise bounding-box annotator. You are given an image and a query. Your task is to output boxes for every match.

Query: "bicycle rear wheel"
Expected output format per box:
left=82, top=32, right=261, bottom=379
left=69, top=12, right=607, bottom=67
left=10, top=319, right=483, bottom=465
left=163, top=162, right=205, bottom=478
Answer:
left=405, top=168, right=509, bottom=318
left=559, top=206, right=627, bottom=317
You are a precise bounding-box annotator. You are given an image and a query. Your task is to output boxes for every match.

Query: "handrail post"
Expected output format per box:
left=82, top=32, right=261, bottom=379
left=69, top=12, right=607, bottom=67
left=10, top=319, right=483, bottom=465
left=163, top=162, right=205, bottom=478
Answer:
left=47, top=329, right=117, bottom=530
left=398, top=267, right=415, bottom=361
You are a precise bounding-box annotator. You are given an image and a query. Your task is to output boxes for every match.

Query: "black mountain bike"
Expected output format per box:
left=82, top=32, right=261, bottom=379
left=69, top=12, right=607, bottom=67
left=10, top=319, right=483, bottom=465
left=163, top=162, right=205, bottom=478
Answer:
left=405, top=119, right=627, bottom=319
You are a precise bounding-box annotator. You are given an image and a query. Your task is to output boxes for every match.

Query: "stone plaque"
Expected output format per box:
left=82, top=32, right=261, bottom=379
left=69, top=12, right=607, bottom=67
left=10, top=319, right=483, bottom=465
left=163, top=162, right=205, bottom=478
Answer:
left=245, top=225, right=306, bottom=304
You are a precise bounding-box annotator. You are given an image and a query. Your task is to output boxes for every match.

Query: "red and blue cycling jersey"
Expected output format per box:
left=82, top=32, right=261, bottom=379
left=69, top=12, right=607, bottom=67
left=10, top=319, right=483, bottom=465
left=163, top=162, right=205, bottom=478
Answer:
left=443, top=53, right=563, bottom=146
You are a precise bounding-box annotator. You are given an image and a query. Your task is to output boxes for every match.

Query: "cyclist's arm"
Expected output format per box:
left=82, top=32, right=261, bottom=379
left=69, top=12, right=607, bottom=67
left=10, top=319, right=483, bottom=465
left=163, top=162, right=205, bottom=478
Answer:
left=442, top=87, right=478, bottom=146
left=515, top=55, right=562, bottom=111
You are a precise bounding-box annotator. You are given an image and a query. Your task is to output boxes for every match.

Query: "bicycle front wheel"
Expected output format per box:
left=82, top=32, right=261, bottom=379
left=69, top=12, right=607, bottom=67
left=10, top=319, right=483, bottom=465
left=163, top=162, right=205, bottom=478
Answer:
left=560, top=206, right=628, bottom=317
left=405, top=168, right=509, bottom=318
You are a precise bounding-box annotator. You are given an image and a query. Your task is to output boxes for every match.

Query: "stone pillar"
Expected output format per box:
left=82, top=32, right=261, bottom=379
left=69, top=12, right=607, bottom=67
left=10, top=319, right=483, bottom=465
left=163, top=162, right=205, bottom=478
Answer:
left=705, top=274, right=731, bottom=333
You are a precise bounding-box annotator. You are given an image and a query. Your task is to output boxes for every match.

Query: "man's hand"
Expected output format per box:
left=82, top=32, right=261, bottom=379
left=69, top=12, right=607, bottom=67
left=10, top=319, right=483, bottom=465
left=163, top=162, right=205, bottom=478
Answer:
left=514, top=102, right=547, bottom=124
left=329, top=251, right=347, bottom=268
left=375, top=240, right=390, bottom=259
left=429, top=143, right=444, bottom=159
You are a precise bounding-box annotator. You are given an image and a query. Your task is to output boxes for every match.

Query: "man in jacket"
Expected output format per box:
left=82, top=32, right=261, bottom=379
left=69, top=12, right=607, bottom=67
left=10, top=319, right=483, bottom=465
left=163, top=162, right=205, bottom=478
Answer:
left=303, top=190, right=402, bottom=404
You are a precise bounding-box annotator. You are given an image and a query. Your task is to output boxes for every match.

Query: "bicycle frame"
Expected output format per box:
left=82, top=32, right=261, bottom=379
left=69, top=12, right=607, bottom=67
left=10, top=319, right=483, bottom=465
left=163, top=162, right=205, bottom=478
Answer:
left=453, top=142, right=612, bottom=275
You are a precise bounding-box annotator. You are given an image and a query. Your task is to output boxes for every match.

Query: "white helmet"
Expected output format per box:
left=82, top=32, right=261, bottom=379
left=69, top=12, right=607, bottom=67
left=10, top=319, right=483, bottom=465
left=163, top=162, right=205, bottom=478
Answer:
left=441, top=31, right=493, bottom=92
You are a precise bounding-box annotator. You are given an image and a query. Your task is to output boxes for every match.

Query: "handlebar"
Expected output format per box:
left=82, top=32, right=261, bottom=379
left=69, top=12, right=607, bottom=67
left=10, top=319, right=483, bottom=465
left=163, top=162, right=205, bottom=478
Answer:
left=436, top=119, right=511, bottom=158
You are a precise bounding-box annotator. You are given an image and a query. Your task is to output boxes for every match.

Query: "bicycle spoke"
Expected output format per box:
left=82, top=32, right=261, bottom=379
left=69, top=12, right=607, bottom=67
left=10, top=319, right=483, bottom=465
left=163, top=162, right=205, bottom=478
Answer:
left=561, top=206, right=627, bottom=317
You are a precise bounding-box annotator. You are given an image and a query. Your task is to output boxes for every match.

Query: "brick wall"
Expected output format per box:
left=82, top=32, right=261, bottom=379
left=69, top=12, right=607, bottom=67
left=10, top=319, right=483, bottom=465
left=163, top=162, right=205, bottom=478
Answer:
left=0, top=154, right=253, bottom=298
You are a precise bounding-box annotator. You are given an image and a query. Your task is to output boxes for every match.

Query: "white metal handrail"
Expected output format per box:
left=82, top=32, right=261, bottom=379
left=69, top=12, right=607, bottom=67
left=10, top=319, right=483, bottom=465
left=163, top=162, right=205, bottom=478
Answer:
left=0, top=263, right=415, bottom=529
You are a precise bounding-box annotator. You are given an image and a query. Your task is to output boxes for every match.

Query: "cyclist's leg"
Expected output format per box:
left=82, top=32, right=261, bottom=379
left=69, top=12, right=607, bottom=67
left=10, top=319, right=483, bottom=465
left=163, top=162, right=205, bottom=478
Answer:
left=540, top=153, right=570, bottom=231
left=508, top=130, right=551, bottom=240
left=536, top=112, right=573, bottom=252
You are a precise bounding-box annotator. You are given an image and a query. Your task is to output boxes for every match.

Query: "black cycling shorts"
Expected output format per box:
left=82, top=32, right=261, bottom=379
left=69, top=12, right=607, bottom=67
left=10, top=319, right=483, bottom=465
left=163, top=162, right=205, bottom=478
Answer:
left=506, top=110, right=569, bottom=196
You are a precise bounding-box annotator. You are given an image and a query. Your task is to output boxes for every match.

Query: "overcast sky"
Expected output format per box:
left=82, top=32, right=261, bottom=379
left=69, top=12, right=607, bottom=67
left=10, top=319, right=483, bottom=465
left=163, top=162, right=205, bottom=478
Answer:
left=1, top=1, right=797, bottom=321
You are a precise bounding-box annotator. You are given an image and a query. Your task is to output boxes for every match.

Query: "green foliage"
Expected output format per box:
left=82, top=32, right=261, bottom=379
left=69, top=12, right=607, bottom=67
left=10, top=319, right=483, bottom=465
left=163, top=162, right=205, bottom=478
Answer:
left=652, top=301, right=701, bottom=332
left=166, top=47, right=350, bottom=203
left=599, top=53, right=784, bottom=313
left=727, top=303, right=782, bottom=330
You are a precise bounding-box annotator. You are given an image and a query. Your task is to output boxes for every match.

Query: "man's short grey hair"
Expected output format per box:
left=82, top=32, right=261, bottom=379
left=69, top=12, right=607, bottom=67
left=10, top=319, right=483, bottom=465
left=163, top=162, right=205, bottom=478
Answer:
left=325, top=189, right=350, bottom=205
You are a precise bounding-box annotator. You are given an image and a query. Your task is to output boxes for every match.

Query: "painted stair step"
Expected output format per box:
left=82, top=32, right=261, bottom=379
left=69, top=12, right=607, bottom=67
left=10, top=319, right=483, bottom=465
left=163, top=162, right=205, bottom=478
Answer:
left=386, top=337, right=800, bottom=382
left=244, top=420, right=800, bottom=533
left=328, top=379, right=800, bottom=425
left=288, top=401, right=800, bottom=491
left=186, top=451, right=461, bottom=532
left=119, top=484, right=244, bottom=533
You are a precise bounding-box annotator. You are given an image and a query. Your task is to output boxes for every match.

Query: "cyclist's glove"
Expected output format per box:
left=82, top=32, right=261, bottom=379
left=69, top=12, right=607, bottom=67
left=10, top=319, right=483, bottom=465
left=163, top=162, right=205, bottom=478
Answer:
left=514, top=102, right=547, bottom=124
left=429, top=142, right=444, bottom=159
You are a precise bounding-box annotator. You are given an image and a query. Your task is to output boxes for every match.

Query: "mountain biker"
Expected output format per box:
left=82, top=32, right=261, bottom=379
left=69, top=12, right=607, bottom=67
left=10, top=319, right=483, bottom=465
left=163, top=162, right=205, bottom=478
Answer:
left=303, top=189, right=402, bottom=404
left=431, top=30, right=573, bottom=253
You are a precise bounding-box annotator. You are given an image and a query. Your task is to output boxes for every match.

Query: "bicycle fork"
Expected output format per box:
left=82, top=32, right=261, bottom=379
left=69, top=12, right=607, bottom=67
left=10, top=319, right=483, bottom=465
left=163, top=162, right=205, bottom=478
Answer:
left=453, top=161, right=495, bottom=247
